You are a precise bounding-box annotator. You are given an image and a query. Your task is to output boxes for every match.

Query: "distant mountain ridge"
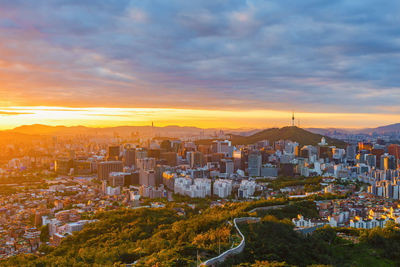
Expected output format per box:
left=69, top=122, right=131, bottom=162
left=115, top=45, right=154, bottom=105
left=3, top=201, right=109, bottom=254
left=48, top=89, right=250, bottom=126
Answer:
left=360, top=123, right=400, bottom=135
left=2, top=124, right=346, bottom=147
left=5, top=124, right=259, bottom=137
left=5, top=122, right=400, bottom=140
left=307, top=123, right=400, bottom=136
left=230, top=126, right=347, bottom=147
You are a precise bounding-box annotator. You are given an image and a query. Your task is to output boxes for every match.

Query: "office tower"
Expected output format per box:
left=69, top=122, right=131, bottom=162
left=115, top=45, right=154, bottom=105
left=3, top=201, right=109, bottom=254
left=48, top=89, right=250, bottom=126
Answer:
left=160, top=152, right=178, bottom=166
left=248, top=151, right=262, bottom=177
left=318, top=146, right=331, bottom=160
left=171, top=140, right=183, bottom=154
left=135, top=148, right=147, bottom=161
left=346, top=145, right=357, bottom=162
left=366, top=154, right=376, bottom=168
left=380, top=154, right=396, bottom=170
left=124, top=148, right=136, bottom=167
left=220, top=159, right=234, bottom=174
left=54, top=158, right=73, bottom=175
left=388, top=144, right=400, bottom=158
left=300, top=146, right=310, bottom=159
left=388, top=144, right=400, bottom=168
left=233, top=149, right=243, bottom=170
left=372, top=149, right=385, bottom=169
left=148, top=149, right=161, bottom=159
left=210, top=153, right=224, bottom=163
left=284, top=141, right=298, bottom=155
left=136, top=157, right=156, bottom=170
left=107, top=145, right=120, bottom=161
left=332, top=148, right=345, bottom=161
left=155, top=165, right=170, bottom=186
left=73, top=160, right=92, bottom=175
left=198, top=144, right=211, bottom=155
left=261, top=164, right=278, bottom=177
left=35, top=210, right=47, bottom=227
left=260, top=149, right=270, bottom=164
left=187, top=151, right=204, bottom=168
left=388, top=155, right=397, bottom=170
left=121, top=171, right=140, bottom=186
left=211, top=140, right=233, bottom=157
left=108, top=172, right=126, bottom=187
left=97, top=161, right=123, bottom=180
left=358, top=142, right=372, bottom=152
left=160, top=139, right=172, bottom=151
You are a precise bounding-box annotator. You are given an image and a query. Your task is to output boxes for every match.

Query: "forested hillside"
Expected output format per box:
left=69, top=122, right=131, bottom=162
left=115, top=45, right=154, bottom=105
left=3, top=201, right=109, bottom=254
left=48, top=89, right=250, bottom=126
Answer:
left=3, top=198, right=400, bottom=267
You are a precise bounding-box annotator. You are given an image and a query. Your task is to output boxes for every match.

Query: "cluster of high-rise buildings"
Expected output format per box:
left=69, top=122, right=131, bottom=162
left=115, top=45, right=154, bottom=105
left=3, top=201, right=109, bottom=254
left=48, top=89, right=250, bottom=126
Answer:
left=45, top=131, right=400, bottom=202
left=81, top=140, right=267, bottom=199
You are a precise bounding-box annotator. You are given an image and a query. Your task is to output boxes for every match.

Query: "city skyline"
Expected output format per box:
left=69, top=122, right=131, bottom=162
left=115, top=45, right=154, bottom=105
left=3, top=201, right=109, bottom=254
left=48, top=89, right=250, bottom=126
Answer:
left=1, top=1, right=400, bottom=129
left=1, top=106, right=400, bottom=130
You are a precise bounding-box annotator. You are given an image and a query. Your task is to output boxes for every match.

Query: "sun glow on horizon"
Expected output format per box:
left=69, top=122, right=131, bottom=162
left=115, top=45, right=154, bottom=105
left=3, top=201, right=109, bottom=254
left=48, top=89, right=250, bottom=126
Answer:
left=0, top=106, right=398, bottom=130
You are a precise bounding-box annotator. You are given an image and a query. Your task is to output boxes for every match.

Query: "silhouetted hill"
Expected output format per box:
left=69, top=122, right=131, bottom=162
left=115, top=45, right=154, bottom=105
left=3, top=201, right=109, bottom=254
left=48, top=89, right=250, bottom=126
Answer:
left=231, top=126, right=347, bottom=147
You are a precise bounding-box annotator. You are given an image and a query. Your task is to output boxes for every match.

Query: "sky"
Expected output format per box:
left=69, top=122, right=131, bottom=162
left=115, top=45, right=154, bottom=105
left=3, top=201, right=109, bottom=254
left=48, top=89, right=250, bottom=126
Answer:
left=0, top=0, right=400, bottom=130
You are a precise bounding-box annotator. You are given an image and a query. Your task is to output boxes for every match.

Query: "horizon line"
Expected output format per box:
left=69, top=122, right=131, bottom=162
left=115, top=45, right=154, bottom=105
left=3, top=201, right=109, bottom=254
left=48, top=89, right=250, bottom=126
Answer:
left=0, top=123, right=393, bottom=132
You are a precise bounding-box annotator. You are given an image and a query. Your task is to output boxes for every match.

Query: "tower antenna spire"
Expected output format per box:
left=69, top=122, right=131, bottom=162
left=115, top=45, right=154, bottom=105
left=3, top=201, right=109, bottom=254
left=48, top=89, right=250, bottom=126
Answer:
left=292, top=111, right=295, bottom=127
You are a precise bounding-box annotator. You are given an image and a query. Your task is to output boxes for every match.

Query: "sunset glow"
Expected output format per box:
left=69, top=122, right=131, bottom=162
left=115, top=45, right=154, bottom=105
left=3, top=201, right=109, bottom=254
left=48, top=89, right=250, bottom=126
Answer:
left=0, top=106, right=399, bottom=130
left=0, top=1, right=399, bottom=130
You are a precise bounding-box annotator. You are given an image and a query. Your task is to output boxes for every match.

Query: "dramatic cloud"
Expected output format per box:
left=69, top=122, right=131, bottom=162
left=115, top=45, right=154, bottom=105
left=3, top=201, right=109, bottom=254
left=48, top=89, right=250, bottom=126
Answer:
left=0, top=0, right=399, bottom=114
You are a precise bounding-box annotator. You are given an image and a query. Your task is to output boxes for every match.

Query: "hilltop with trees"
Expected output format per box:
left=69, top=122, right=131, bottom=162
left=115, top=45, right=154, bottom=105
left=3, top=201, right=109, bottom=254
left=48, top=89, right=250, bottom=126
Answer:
left=230, top=126, right=346, bottom=148
left=2, top=198, right=400, bottom=267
